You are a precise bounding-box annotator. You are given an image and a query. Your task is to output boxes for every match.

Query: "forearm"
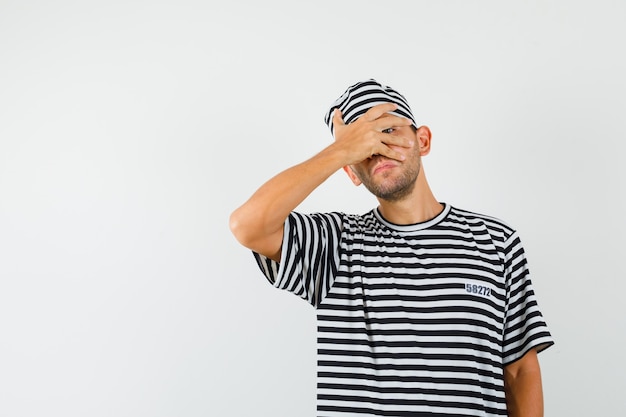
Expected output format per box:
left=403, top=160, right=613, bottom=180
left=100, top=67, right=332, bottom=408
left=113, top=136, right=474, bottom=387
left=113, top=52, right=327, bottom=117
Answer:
left=504, top=350, right=544, bottom=417
left=229, top=103, right=413, bottom=259
left=229, top=145, right=346, bottom=252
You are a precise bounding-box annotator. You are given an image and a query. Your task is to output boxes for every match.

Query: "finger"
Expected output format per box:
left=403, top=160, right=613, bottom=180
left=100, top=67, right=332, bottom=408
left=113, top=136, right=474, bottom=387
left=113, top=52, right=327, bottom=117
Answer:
left=332, top=108, right=345, bottom=127
left=374, top=114, right=413, bottom=130
left=375, top=144, right=406, bottom=162
left=360, top=102, right=399, bottom=122
left=379, top=132, right=415, bottom=149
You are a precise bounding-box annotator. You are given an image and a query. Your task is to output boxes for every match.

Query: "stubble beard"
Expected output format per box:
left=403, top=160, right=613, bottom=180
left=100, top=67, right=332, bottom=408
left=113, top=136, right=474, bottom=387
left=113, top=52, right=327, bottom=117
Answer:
left=356, top=158, right=422, bottom=203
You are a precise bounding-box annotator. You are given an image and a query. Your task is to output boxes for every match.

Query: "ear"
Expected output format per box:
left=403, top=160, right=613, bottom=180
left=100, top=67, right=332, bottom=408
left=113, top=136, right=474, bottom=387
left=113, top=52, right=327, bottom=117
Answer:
left=342, top=165, right=362, bottom=186
left=416, top=125, right=433, bottom=156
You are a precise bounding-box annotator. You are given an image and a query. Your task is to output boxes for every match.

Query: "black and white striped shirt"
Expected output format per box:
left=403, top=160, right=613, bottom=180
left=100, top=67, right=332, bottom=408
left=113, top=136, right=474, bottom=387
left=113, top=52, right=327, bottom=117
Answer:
left=254, top=203, right=554, bottom=416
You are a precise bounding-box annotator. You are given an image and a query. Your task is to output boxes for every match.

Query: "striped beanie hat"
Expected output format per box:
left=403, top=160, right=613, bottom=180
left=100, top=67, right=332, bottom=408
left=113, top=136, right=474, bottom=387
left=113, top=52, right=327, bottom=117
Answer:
left=324, top=79, right=417, bottom=136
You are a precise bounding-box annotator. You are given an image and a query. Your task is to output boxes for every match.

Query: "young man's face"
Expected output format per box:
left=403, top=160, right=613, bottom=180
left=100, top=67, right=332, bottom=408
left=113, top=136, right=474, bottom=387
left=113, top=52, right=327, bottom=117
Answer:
left=348, top=118, right=422, bottom=202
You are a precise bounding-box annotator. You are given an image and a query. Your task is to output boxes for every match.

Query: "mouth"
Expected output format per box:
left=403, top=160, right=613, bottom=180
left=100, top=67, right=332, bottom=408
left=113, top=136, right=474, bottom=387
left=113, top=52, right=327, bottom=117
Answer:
left=372, top=159, right=399, bottom=175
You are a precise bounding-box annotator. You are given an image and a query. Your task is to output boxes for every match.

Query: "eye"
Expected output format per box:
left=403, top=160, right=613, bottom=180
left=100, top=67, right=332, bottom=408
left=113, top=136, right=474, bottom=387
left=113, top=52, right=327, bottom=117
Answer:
left=382, top=127, right=395, bottom=134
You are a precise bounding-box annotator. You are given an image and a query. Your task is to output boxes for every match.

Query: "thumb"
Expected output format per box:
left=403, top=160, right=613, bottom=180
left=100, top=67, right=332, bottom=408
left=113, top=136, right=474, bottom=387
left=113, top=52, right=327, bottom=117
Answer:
left=332, top=108, right=345, bottom=128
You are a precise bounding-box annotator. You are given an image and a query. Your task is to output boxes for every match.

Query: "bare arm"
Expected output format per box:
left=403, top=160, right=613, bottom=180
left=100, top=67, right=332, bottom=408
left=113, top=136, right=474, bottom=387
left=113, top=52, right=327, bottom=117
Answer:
left=503, top=348, right=544, bottom=417
left=229, top=103, right=413, bottom=261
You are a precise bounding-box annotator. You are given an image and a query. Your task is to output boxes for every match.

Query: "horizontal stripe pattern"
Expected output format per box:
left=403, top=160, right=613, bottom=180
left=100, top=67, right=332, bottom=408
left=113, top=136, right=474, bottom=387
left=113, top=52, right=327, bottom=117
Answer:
left=323, top=79, right=418, bottom=136
left=253, top=203, right=554, bottom=416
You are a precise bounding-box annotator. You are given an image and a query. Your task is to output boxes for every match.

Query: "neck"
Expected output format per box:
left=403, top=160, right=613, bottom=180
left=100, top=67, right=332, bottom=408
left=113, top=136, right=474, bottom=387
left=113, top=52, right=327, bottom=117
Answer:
left=376, top=169, right=443, bottom=225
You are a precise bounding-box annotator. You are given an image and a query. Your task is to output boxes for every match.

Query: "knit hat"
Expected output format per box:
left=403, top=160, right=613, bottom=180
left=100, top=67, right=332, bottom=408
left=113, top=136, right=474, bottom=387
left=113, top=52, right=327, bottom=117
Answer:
left=323, top=79, right=417, bottom=136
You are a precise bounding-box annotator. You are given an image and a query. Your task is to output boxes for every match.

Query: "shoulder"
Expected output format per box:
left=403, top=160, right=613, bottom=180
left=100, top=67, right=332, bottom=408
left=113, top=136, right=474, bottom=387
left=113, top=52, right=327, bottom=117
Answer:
left=289, top=210, right=372, bottom=229
left=447, top=205, right=517, bottom=242
left=288, top=210, right=378, bottom=234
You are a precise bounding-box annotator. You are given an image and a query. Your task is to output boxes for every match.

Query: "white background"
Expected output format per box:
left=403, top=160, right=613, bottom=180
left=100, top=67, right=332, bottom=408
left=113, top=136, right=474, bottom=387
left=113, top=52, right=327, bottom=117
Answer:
left=1, top=1, right=625, bottom=416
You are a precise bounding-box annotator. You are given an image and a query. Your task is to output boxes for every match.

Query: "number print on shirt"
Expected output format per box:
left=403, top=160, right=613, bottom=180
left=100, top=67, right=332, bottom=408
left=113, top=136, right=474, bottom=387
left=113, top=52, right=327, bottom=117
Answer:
left=465, top=283, right=491, bottom=297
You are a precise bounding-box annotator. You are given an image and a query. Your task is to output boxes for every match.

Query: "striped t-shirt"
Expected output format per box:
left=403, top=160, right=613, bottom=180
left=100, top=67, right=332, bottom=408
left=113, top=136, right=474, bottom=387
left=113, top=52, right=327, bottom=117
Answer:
left=254, top=203, right=554, bottom=416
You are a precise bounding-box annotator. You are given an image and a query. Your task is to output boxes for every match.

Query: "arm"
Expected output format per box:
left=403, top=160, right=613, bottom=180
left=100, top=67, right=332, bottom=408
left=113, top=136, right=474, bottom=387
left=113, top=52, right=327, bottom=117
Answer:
left=503, top=348, right=544, bottom=417
left=229, top=103, right=413, bottom=262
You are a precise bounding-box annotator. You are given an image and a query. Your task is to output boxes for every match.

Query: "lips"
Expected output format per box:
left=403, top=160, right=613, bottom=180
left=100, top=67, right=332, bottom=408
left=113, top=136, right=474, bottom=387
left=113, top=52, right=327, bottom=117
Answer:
left=372, top=159, right=399, bottom=175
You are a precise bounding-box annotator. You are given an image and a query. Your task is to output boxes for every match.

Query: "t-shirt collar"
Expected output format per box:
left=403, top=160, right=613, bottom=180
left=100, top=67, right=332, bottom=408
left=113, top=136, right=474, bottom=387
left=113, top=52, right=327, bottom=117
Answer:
left=373, top=203, right=450, bottom=232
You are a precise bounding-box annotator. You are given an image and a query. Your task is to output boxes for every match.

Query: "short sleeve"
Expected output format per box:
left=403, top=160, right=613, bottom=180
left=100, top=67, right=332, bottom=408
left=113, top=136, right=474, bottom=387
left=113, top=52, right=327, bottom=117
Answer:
left=502, top=232, right=555, bottom=365
left=253, top=211, right=343, bottom=307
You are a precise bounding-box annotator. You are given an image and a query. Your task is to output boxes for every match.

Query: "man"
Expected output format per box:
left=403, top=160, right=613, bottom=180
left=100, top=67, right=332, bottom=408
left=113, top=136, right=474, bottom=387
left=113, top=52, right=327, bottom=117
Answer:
left=230, top=79, right=554, bottom=416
